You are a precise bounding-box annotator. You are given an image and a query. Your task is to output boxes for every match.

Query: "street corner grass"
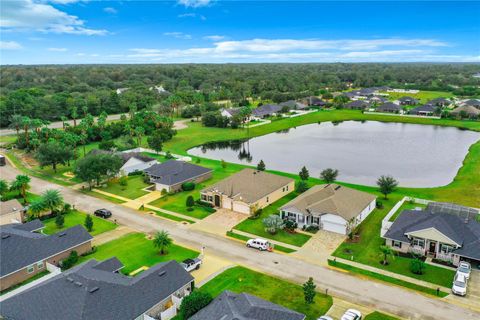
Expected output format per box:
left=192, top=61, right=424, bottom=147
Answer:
left=78, top=232, right=198, bottom=275
left=233, top=192, right=311, bottom=247
left=199, top=266, right=332, bottom=320
left=148, top=209, right=195, bottom=224
left=225, top=231, right=296, bottom=253
left=365, top=311, right=400, bottom=320
left=99, top=175, right=151, bottom=200
left=41, top=210, right=117, bottom=236
left=327, top=260, right=449, bottom=298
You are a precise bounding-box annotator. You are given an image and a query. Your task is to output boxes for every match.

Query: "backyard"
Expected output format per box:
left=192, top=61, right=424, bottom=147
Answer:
left=364, top=311, right=400, bottom=320
left=199, top=266, right=333, bottom=320
left=96, top=175, right=151, bottom=200
left=41, top=210, right=117, bottom=236
left=389, top=199, right=427, bottom=222
left=77, top=232, right=199, bottom=274
left=233, top=192, right=312, bottom=247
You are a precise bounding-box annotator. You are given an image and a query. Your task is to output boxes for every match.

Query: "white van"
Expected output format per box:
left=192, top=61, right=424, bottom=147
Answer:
left=246, top=238, right=273, bottom=251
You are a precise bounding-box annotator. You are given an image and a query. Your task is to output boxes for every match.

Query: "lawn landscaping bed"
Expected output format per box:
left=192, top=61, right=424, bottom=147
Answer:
left=77, top=232, right=198, bottom=275
left=328, top=260, right=448, bottom=298
left=364, top=311, right=400, bottom=320
left=199, top=266, right=332, bottom=320
left=41, top=210, right=117, bottom=236
left=233, top=192, right=312, bottom=247
left=98, top=175, right=150, bottom=200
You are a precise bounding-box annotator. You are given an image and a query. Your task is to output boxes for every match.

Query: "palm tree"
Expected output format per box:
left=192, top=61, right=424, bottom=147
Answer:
left=153, top=230, right=172, bottom=255
left=0, top=179, right=9, bottom=197
left=29, top=198, right=46, bottom=218
left=11, top=175, right=31, bottom=203
left=21, top=116, right=31, bottom=146
left=41, top=189, right=64, bottom=214
left=9, top=114, right=23, bottom=138
left=379, top=245, right=395, bottom=265
left=71, top=106, right=78, bottom=127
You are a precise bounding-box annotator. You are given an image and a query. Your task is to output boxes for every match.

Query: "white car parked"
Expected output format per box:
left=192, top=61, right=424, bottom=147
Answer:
left=246, top=238, right=273, bottom=251
left=456, top=261, right=471, bottom=280
left=341, top=309, right=362, bottom=320
left=317, top=316, right=333, bottom=320
left=452, top=273, right=468, bottom=296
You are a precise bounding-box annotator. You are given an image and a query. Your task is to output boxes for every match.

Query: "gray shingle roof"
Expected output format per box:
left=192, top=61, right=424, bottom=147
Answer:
left=376, top=102, right=401, bottom=112
left=1, top=260, right=194, bottom=320
left=89, top=150, right=155, bottom=164
left=144, top=160, right=212, bottom=186
left=0, top=222, right=92, bottom=277
left=279, top=100, right=308, bottom=110
left=92, top=257, right=124, bottom=272
left=189, top=290, right=305, bottom=320
left=409, top=104, right=437, bottom=114
left=345, top=100, right=370, bottom=109
left=398, top=96, right=419, bottom=103
left=252, top=104, right=282, bottom=117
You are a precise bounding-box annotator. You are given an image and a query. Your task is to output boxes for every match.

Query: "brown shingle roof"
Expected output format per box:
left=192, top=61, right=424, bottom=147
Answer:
left=281, top=184, right=376, bottom=221
left=201, top=169, right=294, bottom=204
left=0, top=199, right=23, bottom=216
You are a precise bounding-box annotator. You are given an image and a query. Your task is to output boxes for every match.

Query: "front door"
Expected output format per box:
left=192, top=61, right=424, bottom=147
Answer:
left=214, top=195, right=221, bottom=207
left=429, top=241, right=436, bottom=253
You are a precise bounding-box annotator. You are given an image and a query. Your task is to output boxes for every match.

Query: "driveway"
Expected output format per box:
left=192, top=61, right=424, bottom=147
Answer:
left=293, top=230, right=346, bottom=265
left=189, top=209, right=248, bottom=236
left=445, top=268, right=480, bottom=312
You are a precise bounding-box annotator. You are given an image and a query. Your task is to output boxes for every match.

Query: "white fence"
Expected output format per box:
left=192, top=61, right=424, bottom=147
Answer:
left=159, top=305, right=177, bottom=320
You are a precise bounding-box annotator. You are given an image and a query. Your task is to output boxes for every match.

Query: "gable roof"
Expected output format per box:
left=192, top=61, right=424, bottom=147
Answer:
left=281, top=184, right=376, bottom=221
left=398, top=96, right=419, bottom=103
left=144, top=160, right=212, bottom=186
left=189, top=290, right=305, bottom=320
left=0, top=222, right=92, bottom=277
left=202, top=169, right=294, bottom=204
left=426, top=98, right=450, bottom=106
left=463, top=99, right=480, bottom=107
left=345, top=100, right=370, bottom=109
left=222, top=108, right=241, bottom=117
left=252, top=104, right=282, bottom=117
left=0, top=199, right=24, bottom=216
left=0, top=259, right=194, bottom=320
left=279, top=100, right=308, bottom=110
left=89, top=150, right=155, bottom=165
left=451, top=105, right=480, bottom=116
left=307, top=96, right=326, bottom=106
left=409, top=104, right=437, bottom=114
left=377, top=102, right=401, bottom=112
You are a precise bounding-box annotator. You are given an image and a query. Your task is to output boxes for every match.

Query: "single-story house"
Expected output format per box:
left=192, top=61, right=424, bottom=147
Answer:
left=144, top=160, right=212, bottom=192
left=368, top=96, right=388, bottom=104
left=190, top=290, right=305, bottom=320
left=201, top=168, right=294, bottom=215
left=0, top=259, right=194, bottom=320
left=90, top=149, right=157, bottom=175
left=344, top=100, right=370, bottom=110
left=426, top=98, right=451, bottom=107
left=0, top=198, right=25, bottom=225
left=0, top=220, right=92, bottom=291
left=279, top=100, right=309, bottom=110
left=409, top=104, right=438, bottom=116
left=305, top=96, right=327, bottom=107
left=221, top=108, right=241, bottom=118
left=376, top=102, right=402, bottom=113
left=251, top=104, right=283, bottom=118
left=398, top=96, right=419, bottom=105
left=461, top=99, right=480, bottom=109
left=450, top=105, right=480, bottom=119
left=280, top=184, right=376, bottom=235
left=383, top=202, right=480, bottom=267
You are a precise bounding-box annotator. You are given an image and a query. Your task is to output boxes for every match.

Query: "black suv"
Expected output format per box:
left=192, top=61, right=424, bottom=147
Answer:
left=94, top=209, right=112, bottom=218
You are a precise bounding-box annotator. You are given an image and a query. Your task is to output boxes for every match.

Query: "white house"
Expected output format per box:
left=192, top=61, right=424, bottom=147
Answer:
left=280, top=184, right=376, bottom=235
left=119, top=153, right=158, bottom=175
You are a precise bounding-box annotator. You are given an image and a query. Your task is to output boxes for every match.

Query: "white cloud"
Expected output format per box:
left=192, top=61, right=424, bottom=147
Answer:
left=203, top=35, right=225, bottom=41
left=0, top=41, right=23, bottom=50
left=48, top=0, right=85, bottom=4
left=163, top=32, right=192, bottom=40
left=177, top=0, right=212, bottom=8
left=178, top=13, right=196, bottom=18
left=48, top=47, right=68, bottom=51
left=1, top=0, right=108, bottom=35
left=103, top=7, right=117, bottom=14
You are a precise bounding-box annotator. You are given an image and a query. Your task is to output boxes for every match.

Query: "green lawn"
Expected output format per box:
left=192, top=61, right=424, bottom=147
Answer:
left=332, top=194, right=455, bottom=288
left=233, top=192, right=312, bottom=247
left=226, top=231, right=296, bottom=253
left=77, top=232, right=198, bottom=274
left=199, top=266, right=333, bottom=320
left=98, top=175, right=150, bottom=200
left=42, top=210, right=117, bottom=236
left=378, top=90, right=454, bottom=105
left=83, top=189, right=127, bottom=204
left=389, top=200, right=427, bottom=222
left=365, top=311, right=400, bottom=320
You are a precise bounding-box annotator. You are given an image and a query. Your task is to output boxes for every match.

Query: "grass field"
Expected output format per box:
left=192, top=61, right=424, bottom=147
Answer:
left=389, top=200, right=427, bottom=222
left=42, top=210, right=117, bottom=236
left=199, top=266, right=333, bottom=320
left=379, top=90, right=454, bottom=104
left=78, top=232, right=198, bottom=274
left=364, top=311, right=400, bottom=320
left=98, top=175, right=150, bottom=200
left=233, top=192, right=312, bottom=247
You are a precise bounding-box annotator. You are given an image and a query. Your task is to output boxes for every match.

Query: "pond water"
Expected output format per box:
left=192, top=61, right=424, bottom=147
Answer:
left=188, top=121, right=480, bottom=187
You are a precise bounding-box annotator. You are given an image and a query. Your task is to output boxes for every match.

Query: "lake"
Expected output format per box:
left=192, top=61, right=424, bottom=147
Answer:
left=188, top=121, right=480, bottom=187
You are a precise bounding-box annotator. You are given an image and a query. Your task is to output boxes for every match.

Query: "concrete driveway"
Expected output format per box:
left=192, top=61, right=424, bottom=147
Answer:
left=445, top=268, right=480, bottom=313
left=293, top=230, right=346, bottom=265
left=189, top=209, right=248, bottom=236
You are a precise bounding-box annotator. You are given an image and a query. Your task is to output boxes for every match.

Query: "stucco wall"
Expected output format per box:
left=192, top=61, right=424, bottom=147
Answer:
left=386, top=238, right=410, bottom=254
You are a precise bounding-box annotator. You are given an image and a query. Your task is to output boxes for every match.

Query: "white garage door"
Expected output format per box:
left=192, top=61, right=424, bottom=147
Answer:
left=222, top=198, right=233, bottom=210
left=322, top=222, right=347, bottom=235
left=233, top=202, right=250, bottom=214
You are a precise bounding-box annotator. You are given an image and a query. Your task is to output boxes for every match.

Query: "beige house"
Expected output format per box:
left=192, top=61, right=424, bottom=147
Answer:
left=0, top=199, right=25, bottom=225
left=280, top=184, right=376, bottom=235
left=201, top=168, right=294, bottom=214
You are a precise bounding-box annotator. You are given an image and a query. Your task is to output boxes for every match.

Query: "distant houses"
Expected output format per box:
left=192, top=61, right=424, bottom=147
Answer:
left=251, top=104, right=283, bottom=119
left=450, top=105, right=480, bottom=119
left=90, top=150, right=158, bottom=176
left=376, top=102, right=403, bottom=113
left=344, top=100, right=370, bottom=110
left=397, top=96, right=419, bottom=106
left=409, top=104, right=438, bottom=116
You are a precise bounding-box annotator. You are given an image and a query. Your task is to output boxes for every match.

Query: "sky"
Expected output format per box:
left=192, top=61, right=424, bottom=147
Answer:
left=0, top=0, right=479, bottom=64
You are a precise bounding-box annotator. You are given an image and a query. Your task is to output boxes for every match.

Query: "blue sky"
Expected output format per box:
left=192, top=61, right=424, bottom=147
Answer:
left=1, top=0, right=479, bottom=64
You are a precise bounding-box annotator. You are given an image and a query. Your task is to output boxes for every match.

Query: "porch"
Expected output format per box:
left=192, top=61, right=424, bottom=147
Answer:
left=407, top=238, right=454, bottom=263
left=280, top=211, right=319, bottom=227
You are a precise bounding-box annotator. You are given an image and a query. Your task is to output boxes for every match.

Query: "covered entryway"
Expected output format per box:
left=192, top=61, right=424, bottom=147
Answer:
left=214, top=195, right=221, bottom=207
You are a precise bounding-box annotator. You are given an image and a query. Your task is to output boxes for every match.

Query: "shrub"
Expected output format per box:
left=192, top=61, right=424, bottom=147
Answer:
left=182, top=182, right=196, bottom=191
left=84, top=214, right=94, bottom=232
left=61, top=203, right=71, bottom=214
left=128, top=170, right=144, bottom=176
left=143, top=173, right=151, bottom=184
left=296, top=180, right=309, bottom=193
left=161, top=188, right=168, bottom=196
left=179, top=291, right=213, bottom=320
left=249, top=208, right=262, bottom=220
left=284, top=219, right=298, bottom=232
left=99, top=140, right=117, bottom=151
left=376, top=201, right=384, bottom=209
left=186, top=195, right=195, bottom=208
left=119, top=176, right=128, bottom=186
left=61, top=251, right=78, bottom=269
left=305, top=225, right=319, bottom=233
left=196, top=199, right=213, bottom=207
left=410, top=258, right=426, bottom=275
left=262, top=215, right=284, bottom=234
left=165, top=151, right=174, bottom=159
left=55, top=214, right=65, bottom=228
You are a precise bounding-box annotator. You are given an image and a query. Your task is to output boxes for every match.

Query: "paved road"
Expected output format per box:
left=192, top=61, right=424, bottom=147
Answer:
left=0, top=114, right=125, bottom=136
left=0, top=163, right=478, bottom=320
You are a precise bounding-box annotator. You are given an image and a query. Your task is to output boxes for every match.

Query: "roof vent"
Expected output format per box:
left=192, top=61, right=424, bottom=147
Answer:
left=1, top=234, right=10, bottom=239
left=74, top=282, right=82, bottom=287
left=334, top=185, right=341, bottom=190
left=89, top=287, right=99, bottom=293
left=158, top=271, right=166, bottom=277
left=58, top=232, right=66, bottom=237
left=66, top=277, right=74, bottom=283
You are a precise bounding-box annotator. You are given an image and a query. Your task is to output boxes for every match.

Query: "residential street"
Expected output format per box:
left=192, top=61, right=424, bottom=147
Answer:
left=1, top=163, right=479, bottom=320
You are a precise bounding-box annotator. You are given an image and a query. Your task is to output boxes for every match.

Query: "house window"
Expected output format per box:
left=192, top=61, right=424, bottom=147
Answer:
left=208, top=196, right=213, bottom=202
left=266, top=197, right=269, bottom=203
left=412, top=238, right=425, bottom=248
left=282, top=187, right=285, bottom=192
left=286, top=186, right=289, bottom=191
left=440, top=244, right=453, bottom=254
left=37, top=261, right=44, bottom=269
left=287, top=212, right=296, bottom=219
left=27, top=265, right=35, bottom=274
left=392, top=241, right=402, bottom=248
left=201, top=194, right=207, bottom=201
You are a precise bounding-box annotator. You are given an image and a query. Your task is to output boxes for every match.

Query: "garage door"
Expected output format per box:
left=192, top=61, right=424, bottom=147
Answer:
left=222, top=198, right=233, bottom=210
left=233, top=202, right=250, bottom=214
left=322, top=222, right=347, bottom=235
